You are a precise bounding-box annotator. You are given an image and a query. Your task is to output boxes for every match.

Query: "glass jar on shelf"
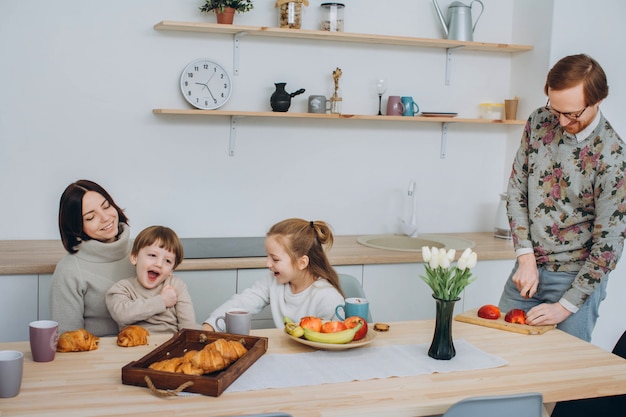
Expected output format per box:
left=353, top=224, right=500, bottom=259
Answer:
left=276, top=0, right=309, bottom=29
left=321, top=2, right=345, bottom=32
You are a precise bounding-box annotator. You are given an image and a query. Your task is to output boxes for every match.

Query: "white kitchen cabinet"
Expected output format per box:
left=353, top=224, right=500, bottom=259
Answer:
left=363, top=263, right=439, bottom=323
left=1, top=275, right=38, bottom=342
left=38, top=274, right=52, bottom=320
left=362, top=260, right=512, bottom=323
left=462, top=259, right=512, bottom=310
left=176, top=270, right=237, bottom=325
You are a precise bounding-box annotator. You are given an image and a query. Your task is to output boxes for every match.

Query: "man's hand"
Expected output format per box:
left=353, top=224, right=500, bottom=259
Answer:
left=202, top=323, right=215, bottom=331
left=526, top=302, right=572, bottom=326
left=513, top=253, right=539, bottom=299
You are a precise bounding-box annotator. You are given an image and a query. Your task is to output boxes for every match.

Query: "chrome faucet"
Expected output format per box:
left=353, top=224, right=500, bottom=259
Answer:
left=400, top=180, right=418, bottom=237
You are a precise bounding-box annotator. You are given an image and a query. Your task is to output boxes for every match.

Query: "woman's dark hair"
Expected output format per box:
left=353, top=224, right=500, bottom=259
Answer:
left=544, top=54, right=609, bottom=106
left=58, top=180, right=128, bottom=254
left=267, top=218, right=344, bottom=297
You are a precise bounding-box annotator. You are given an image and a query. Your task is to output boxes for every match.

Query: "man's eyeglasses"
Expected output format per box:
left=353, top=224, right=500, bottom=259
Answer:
left=545, top=99, right=588, bottom=121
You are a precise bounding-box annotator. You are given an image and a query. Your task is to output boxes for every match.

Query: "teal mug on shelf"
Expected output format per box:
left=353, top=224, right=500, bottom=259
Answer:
left=401, top=96, right=419, bottom=116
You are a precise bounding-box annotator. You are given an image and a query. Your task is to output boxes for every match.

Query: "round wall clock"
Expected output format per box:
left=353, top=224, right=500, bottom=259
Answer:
left=179, top=59, right=232, bottom=110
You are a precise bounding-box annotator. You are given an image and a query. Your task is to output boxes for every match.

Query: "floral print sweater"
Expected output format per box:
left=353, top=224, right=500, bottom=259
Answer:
left=507, top=107, right=626, bottom=309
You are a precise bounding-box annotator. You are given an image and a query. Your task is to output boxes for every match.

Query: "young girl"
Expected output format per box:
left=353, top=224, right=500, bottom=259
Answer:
left=50, top=179, right=135, bottom=336
left=203, top=218, right=345, bottom=331
left=106, top=225, right=202, bottom=334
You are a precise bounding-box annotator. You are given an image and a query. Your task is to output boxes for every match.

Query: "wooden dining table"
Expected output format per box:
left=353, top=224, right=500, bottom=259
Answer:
left=1, top=319, right=625, bottom=417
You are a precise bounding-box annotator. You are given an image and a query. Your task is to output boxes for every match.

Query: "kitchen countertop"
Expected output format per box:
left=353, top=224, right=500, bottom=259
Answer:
left=0, top=232, right=515, bottom=275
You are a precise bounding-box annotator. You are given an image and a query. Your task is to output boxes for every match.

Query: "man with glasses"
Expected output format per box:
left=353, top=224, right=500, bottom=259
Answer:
left=499, top=54, right=626, bottom=341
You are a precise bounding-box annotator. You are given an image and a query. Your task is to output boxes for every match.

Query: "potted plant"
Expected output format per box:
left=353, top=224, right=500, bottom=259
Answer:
left=199, top=0, right=254, bottom=24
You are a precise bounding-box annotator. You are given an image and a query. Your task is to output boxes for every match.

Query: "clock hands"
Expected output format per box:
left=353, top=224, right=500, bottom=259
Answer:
left=195, top=70, right=218, bottom=101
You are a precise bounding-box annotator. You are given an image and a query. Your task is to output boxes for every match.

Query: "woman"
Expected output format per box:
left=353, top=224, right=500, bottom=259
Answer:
left=50, top=179, right=135, bottom=336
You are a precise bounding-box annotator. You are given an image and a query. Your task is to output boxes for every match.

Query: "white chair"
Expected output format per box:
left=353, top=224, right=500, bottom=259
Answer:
left=443, top=392, right=543, bottom=417
left=338, top=273, right=373, bottom=322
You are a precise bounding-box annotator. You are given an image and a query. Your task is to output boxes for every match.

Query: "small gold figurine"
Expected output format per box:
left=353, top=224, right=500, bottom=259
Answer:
left=331, top=67, right=343, bottom=114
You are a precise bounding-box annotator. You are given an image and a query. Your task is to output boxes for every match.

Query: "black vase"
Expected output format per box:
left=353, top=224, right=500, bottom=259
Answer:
left=270, top=83, right=291, bottom=112
left=270, top=82, right=305, bottom=112
left=428, top=295, right=459, bottom=360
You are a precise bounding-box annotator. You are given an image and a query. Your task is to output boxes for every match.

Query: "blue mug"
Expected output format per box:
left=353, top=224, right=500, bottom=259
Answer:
left=335, top=297, right=369, bottom=321
left=401, top=96, right=419, bottom=116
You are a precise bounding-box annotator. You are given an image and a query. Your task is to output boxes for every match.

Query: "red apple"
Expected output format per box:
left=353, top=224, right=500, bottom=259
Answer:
left=477, top=304, right=501, bottom=320
left=299, top=316, right=323, bottom=332
left=321, top=321, right=347, bottom=333
left=344, top=316, right=368, bottom=341
left=504, top=308, right=526, bottom=324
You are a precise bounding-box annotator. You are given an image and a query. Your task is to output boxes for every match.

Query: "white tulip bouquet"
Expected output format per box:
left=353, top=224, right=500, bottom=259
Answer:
left=420, top=247, right=478, bottom=300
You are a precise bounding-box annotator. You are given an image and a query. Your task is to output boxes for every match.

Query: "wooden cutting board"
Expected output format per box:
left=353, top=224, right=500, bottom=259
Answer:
left=454, top=308, right=556, bottom=335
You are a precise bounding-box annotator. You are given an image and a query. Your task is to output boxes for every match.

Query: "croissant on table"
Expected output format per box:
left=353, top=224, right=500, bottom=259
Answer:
left=147, top=338, right=247, bottom=375
left=117, top=325, right=150, bottom=347
left=56, top=329, right=100, bottom=352
left=207, top=338, right=248, bottom=362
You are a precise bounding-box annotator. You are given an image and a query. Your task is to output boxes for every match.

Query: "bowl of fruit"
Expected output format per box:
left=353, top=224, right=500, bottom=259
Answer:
left=283, top=316, right=376, bottom=350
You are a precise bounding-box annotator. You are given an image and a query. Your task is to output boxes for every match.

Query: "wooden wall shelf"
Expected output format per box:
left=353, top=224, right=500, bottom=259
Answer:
left=153, top=21, right=532, bottom=53
left=153, top=109, right=526, bottom=125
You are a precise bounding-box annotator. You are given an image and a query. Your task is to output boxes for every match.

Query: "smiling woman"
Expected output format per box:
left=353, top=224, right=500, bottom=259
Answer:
left=49, top=180, right=135, bottom=336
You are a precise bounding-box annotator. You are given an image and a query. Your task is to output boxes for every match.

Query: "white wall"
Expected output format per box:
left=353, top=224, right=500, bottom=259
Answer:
left=0, top=0, right=523, bottom=240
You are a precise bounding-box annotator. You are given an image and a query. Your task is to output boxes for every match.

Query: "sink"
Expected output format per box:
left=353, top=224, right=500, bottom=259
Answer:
left=356, top=234, right=475, bottom=252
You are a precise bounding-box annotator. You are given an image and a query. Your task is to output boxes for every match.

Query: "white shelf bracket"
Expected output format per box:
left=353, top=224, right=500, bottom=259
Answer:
left=440, top=122, right=449, bottom=159
left=229, top=116, right=238, bottom=156
left=233, top=32, right=247, bottom=75
left=444, top=46, right=464, bottom=86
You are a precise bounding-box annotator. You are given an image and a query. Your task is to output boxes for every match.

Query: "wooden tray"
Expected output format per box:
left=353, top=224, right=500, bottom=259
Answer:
left=455, top=308, right=555, bottom=335
left=121, top=329, right=268, bottom=396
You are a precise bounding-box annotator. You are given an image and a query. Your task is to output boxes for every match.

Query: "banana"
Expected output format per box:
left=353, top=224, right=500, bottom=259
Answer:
left=285, top=323, right=305, bottom=338
left=283, top=316, right=295, bottom=325
left=303, top=322, right=363, bottom=344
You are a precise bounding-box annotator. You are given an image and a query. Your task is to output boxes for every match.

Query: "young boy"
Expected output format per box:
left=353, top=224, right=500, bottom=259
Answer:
left=106, top=225, right=202, bottom=334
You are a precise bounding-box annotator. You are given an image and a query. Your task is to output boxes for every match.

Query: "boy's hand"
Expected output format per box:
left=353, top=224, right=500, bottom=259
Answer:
left=161, top=284, right=178, bottom=308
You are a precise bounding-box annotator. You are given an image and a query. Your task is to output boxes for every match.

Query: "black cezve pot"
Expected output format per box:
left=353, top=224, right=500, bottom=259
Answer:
left=270, top=82, right=305, bottom=112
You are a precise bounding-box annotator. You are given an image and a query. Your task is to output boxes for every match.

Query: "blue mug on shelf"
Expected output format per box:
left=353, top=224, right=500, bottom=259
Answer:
left=401, top=96, right=419, bottom=116
left=335, top=297, right=369, bottom=321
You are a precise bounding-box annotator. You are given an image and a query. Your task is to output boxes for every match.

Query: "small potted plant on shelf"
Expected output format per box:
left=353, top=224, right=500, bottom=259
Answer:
left=199, top=0, right=254, bottom=25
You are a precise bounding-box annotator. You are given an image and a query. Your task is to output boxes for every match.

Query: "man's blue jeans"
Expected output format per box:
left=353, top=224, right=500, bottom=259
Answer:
left=499, top=262, right=607, bottom=342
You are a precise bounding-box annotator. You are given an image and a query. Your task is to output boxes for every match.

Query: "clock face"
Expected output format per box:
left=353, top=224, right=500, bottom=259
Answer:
left=180, top=59, right=232, bottom=110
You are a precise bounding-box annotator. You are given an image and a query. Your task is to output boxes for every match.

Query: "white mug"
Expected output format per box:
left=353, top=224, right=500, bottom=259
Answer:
left=215, top=309, right=252, bottom=335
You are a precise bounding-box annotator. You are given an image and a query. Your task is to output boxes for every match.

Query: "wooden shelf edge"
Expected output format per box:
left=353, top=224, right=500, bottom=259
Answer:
left=152, top=109, right=526, bottom=125
left=154, top=20, right=532, bottom=53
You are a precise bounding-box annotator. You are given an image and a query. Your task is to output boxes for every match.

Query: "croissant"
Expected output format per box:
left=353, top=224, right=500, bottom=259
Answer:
left=192, top=346, right=230, bottom=373
left=56, top=329, right=100, bottom=352
left=176, top=361, right=205, bottom=376
left=146, top=338, right=247, bottom=375
left=117, top=325, right=150, bottom=347
left=149, top=356, right=183, bottom=372
left=207, top=338, right=248, bottom=362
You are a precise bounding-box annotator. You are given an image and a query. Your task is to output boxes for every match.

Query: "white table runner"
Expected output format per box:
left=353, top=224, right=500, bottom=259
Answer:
left=226, top=339, right=507, bottom=393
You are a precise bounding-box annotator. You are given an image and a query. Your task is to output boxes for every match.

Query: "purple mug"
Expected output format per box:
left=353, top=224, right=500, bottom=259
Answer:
left=386, top=95, right=405, bottom=116
left=29, top=320, right=58, bottom=362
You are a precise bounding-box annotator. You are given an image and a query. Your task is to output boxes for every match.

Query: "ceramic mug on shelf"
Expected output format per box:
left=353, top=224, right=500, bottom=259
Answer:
left=215, top=309, right=252, bottom=335
left=308, top=95, right=330, bottom=114
left=335, top=297, right=369, bottom=321
left=386, top=96, right=405, bottom=116
left=401, top=96, right=419, bottom=116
